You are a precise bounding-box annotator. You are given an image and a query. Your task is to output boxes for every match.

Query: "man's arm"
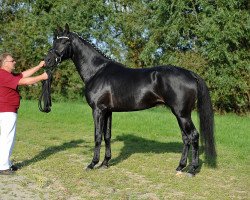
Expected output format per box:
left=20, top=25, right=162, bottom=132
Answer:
left=21, top=61, right=45, bottom=78
left=18, top=72, right=48, bottom=86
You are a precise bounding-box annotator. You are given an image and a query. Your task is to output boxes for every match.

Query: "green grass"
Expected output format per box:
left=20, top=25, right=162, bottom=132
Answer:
left=11, top=100, right=250, bottom=199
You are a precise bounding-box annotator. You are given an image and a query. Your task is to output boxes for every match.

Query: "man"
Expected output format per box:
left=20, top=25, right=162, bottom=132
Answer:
left=0, top=53, right=48, bottom=175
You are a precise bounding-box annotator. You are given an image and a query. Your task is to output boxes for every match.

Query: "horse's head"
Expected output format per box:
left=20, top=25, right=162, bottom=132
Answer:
left=45, top=24, right=72, bottom=68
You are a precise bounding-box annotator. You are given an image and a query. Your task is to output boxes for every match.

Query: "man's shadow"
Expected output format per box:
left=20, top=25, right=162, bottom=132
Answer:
left=16, top=139, right=85, bottom=168
left=110, top=134, right=204, bottom=173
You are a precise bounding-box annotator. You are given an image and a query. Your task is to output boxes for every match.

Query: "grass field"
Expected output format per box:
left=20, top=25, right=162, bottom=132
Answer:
left=2, top=100, right=249, bottom=199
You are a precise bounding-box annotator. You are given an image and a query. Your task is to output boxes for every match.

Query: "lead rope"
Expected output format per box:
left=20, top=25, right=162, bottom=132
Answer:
left=38, top=69, right=53, bottom=113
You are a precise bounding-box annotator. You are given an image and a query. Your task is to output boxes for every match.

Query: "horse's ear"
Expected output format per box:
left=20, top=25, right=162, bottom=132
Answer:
left=57, top=26, right=63, bottom=34
left=65, top=23, right=70, bottom=33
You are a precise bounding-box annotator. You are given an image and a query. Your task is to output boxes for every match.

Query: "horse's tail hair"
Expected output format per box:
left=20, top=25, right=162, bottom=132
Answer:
left=197, top=76, right=217, bottom=167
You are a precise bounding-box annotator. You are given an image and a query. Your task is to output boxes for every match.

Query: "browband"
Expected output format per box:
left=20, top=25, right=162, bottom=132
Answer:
left=56, top=36, right=70, bottom=40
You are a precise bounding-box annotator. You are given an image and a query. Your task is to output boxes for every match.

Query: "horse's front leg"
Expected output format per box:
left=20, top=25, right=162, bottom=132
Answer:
left=99, top=112, right=112, bottom=169
left=86, top=108, right=105, bottom=170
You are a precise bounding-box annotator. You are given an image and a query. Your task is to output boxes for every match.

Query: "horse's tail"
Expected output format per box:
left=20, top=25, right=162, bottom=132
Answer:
left=197, top=76, right=217, bottom=167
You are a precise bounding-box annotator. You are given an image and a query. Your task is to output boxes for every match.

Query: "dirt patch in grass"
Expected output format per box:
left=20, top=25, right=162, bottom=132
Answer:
left=0, top=174, right=45, bottom=199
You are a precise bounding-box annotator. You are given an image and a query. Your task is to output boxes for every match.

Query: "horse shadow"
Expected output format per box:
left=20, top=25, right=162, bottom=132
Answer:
left=110, top=134, right=204, bottom=173
left=110, top=134, right=182, bottom=165
left=16, top=139, right=85, bottom=168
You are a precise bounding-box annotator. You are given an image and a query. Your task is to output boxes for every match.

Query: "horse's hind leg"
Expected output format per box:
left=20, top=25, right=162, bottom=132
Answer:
left=176, top=131, right=190, bottom=172
left=99, top=112, right=112, bottom=168
left=173, top=112, right=199, bottom=176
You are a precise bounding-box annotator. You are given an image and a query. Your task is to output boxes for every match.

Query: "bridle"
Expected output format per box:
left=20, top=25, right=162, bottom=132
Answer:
left=39, top=35, right=71, bottom=113
left=48, top=36, right=71, bottom=66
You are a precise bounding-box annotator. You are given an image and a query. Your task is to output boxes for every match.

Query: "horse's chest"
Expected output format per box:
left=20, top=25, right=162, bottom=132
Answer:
left=85, top=82, right=112, bottom=107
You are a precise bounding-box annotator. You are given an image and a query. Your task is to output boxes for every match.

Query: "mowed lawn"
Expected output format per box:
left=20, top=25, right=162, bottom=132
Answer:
left=8, top=100, right=250, bottom=199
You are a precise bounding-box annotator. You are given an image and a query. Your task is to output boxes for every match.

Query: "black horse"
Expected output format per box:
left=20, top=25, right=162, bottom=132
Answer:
left=45, top=24, right=216, bottom=176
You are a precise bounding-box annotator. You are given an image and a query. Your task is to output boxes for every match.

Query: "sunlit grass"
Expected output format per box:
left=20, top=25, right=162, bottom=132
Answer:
left=11, top=100, right=250, bottom=199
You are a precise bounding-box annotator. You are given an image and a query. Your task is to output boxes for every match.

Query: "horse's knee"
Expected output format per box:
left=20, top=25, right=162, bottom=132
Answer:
left=182, top=135, right=191, bottom=145
left=191, top=131, right=199, bottom=142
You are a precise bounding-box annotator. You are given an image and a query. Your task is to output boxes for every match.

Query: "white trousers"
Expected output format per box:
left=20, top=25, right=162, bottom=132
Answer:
left=0, top=112, right=17, bottom=170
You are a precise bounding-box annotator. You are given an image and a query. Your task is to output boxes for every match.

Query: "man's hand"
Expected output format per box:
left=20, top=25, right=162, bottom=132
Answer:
left=42, top=72, right=49, bottom=80
left=38, top=61, right=46, bottom=68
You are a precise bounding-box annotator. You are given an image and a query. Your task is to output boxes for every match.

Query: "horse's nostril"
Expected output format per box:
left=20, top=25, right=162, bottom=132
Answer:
left=46, top=57, right=51, bottom=63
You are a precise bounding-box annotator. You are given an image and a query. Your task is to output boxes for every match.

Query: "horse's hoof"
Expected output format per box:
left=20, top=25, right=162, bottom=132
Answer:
left=187, top=166, right=197, bottom=177
left=86, top=165, right=94, bottom=171
left=175, top=171, right=183, bottom=176
left=186, top=173, right=195, bottom=178
left=85, top=167, right=92, bottom=171
left=98, top=165, right=109, bottom=170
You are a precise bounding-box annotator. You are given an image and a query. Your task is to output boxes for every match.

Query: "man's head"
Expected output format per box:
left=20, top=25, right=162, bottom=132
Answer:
left=0, top=53, right=16, bottom=72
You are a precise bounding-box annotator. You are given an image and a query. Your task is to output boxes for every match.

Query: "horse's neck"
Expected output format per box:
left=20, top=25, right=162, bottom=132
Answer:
left=71, top=35, right=109, bottom=83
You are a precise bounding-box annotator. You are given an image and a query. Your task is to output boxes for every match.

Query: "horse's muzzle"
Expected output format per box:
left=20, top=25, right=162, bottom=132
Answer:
left=44, top=50, right=58, bottom=68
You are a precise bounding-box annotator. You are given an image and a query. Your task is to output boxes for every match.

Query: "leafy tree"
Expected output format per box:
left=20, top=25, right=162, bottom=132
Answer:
left=0, top=0, right=249, bottom=113
left=105, top=0, right=250, bottom=113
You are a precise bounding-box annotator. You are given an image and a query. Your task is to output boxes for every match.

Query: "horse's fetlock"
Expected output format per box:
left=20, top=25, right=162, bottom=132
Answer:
left=92, top=159, right=99, bottom=165
left=176, top=163, right=186, bottom=171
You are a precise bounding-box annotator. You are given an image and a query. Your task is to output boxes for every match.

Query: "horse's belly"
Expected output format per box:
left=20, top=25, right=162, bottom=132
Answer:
left=110, top=89, right=164, bottom=112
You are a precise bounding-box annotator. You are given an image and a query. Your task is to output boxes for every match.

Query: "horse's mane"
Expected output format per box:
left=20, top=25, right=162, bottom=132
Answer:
left=71, top=32, right=113, bottom=61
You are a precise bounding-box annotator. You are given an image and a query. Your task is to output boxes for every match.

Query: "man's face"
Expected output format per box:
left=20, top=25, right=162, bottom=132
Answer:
left=2, top=55, right=16, bottom=72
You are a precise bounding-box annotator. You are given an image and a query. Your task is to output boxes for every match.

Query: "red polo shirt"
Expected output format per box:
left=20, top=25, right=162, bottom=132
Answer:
left=0, top=69, right=23, bottom=113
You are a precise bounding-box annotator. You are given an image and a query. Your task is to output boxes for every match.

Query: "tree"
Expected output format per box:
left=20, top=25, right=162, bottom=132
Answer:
left=105, top=0, right=250, bottom=113
left=0, top=0, right=249, bottom=113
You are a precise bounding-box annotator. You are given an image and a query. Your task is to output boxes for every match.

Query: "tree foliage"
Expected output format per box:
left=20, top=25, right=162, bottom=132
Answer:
left=0, top=0, right=249, bottom=113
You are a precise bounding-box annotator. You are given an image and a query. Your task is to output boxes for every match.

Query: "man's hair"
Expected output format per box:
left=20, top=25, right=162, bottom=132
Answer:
left=0, top=53, right=12, bottom=67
